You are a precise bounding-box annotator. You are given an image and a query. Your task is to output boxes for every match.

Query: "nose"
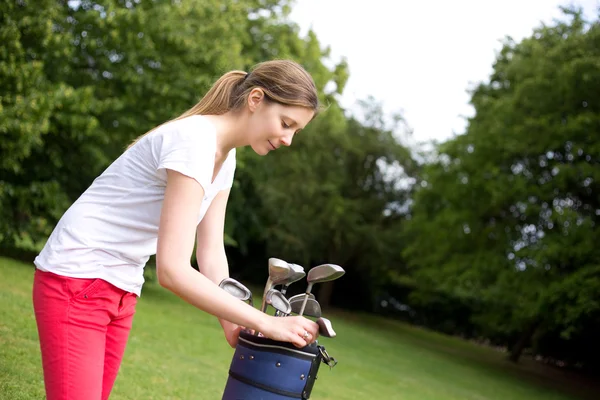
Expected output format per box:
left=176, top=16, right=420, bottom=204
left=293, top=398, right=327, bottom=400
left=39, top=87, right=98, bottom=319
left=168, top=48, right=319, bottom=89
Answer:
left=280, top=132, right=293, bottom=147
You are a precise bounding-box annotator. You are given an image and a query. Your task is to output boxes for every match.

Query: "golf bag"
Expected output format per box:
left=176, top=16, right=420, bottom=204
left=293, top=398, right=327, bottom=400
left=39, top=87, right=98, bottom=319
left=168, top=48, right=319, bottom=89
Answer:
left=222, top=330, right=337, bottom=399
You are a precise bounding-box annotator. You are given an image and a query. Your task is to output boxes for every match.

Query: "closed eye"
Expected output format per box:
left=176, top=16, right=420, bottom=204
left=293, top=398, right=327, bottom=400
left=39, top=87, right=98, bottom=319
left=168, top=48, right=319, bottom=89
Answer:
left=282, top=119, right=301, bottom=134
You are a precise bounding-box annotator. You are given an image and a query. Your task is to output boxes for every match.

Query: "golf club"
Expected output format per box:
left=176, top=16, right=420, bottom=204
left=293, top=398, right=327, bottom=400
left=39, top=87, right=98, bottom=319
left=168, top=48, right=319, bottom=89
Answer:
left=316, top=317, right=336, bottom=338
left=280, top=263, right=306, bottom=296
left=290, top=297, right=321, bottom=318
left=298, top=264, right=345, bottom=316
left=219, top=277, right=253, bottom=306
left=273, top=263, right=306, bottom=316
left=265, top=288, right=292, bottom=315
left=287, top=293, right=315, bottom=303
left=259, top=258, right=294, bottom=314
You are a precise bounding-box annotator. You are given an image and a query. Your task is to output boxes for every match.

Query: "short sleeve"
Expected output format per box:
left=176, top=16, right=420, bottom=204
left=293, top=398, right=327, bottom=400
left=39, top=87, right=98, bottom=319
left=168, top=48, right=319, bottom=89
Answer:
left=154, top=117, right=216, bottom=191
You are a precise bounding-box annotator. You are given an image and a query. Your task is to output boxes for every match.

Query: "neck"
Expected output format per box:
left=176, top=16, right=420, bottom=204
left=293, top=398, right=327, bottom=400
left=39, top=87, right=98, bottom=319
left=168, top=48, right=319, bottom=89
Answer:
left=203, top=112, right=249, bottom=156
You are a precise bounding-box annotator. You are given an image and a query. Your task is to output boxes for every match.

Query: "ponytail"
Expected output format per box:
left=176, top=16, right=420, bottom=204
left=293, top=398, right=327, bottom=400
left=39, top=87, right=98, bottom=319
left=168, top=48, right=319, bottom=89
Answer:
left=177, top=70, right=247, bottom=118
left=127, top=71, right=246, bottom=148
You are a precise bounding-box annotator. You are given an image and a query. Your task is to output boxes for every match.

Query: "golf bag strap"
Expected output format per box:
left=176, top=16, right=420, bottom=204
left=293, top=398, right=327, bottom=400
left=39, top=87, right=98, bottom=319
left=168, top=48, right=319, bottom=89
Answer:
left=228, top=370, right=303, bottom=399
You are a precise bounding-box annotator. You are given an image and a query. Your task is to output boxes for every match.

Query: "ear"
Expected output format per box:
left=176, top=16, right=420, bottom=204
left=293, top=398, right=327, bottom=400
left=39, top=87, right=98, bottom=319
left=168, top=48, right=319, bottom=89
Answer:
left=247, top=88, right=265, bottom=112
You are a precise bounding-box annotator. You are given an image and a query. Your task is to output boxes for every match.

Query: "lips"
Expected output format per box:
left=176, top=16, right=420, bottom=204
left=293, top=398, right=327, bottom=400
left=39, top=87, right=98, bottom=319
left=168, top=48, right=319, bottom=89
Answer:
left=268, top=140, right=277, bottom=150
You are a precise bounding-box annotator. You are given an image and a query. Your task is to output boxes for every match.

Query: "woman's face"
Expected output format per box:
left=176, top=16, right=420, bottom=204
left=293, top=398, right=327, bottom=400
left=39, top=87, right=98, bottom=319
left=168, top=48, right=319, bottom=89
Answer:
left=246, top=90, right=314, bottom=156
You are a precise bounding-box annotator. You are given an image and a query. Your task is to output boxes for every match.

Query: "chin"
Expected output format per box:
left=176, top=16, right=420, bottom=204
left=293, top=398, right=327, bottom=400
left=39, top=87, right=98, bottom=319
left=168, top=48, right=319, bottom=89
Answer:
left=250, top=143, right=270, bottom=156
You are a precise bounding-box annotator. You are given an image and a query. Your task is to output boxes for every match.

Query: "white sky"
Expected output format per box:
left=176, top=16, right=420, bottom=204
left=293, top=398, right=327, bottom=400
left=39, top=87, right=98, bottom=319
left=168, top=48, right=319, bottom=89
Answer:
left=289, top=0, right=599, bottom=145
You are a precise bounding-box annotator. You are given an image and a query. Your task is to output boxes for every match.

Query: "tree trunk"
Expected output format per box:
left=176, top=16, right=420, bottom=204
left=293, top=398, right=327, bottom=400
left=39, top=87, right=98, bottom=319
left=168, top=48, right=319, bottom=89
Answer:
left=508, top=320, right=540, bottom=363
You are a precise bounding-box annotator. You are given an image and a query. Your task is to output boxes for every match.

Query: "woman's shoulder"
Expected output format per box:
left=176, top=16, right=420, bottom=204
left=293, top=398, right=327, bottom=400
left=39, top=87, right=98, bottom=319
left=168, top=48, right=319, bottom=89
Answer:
left=155, top=115, right=216, bottom=138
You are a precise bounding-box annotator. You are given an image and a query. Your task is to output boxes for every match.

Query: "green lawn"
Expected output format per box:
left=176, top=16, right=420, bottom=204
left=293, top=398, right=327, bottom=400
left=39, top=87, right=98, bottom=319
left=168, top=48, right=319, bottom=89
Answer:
left=1, top=256, right=597, bottom=400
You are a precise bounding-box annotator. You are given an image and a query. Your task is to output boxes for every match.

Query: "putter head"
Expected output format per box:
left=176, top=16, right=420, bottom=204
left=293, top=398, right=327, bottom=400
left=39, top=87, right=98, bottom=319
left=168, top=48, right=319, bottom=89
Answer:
left=266, top=288, right=291, bottom=315
left=307, top=264, right=345, bottom=284
left=290, top=297, right=321, bottom=318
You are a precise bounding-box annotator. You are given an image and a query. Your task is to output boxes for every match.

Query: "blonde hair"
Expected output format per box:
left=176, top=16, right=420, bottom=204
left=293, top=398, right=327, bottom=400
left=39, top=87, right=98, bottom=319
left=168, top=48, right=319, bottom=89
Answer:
left=128, top=59, right=320, bottom=147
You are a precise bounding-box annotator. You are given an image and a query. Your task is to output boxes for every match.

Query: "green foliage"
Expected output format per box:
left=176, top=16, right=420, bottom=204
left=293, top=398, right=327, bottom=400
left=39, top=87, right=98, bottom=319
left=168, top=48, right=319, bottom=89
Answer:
left=402, top=7, right=600, bottom=363
left=241, top=99, right=417, bottom=290
left=0, top=0, right=101, bottom=249
left=0, top=0, right=352, bottom=252
left=1, top=0, right=404, bottom=302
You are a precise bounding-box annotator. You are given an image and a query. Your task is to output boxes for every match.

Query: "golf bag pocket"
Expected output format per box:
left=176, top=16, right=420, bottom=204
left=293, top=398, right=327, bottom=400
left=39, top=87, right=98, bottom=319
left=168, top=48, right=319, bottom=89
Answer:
left=222, top=331, right=323, bottom=399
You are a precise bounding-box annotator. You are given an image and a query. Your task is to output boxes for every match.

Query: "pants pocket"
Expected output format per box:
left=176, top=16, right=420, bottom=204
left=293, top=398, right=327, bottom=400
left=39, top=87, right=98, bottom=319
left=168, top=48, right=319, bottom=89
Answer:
left=68, top=277, right=104, bottom=301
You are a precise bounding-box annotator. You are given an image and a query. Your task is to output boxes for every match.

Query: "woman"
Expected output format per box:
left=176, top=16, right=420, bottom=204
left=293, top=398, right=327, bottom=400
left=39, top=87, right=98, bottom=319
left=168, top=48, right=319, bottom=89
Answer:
left=32, top=59, right=321, bottom=400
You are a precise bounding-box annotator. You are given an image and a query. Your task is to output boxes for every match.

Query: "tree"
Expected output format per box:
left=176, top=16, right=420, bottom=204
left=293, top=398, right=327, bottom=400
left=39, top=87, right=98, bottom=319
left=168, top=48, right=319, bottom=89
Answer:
left=402, top=7, right=600, bottom=367
left=0, top=0, right=103, bottom=251
left=247, top=98, right=418, bottom=308
left=0, top=0, right=291, bottom=251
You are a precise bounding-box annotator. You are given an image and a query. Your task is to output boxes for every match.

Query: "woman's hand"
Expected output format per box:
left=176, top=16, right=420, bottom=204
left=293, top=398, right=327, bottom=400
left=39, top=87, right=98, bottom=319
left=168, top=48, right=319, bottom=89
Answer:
left=220, top=320, right=243, bottom=348
left=220, top=319, right=256, bottom=348
left=259, top=315, right=319, bottom=348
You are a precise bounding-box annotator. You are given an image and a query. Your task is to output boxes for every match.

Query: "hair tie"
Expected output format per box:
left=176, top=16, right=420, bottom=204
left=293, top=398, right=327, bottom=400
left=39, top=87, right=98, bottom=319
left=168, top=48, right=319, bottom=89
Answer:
left=242, top=72, right=249, bottom=82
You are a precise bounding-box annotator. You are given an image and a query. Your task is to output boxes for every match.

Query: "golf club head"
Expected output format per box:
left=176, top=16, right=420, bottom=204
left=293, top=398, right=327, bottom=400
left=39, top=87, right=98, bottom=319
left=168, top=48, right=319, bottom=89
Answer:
left=287, top=293, right=315, bottom=303
left=290, top=297, right=321, bottom=318
left=286, top=264, right=306, bottom=285
left=219, top=278, right=252, bottom=305
left=266, top=288, right=291, bottom=315
left=268, top=258, right=294, bottom=284
left=274, top=291, right=314, bottom=317
left=260, top=258, right=294, bottom=313
left=277, top=263, right=306, bottom=295
left=307, top=264, right=345, bottom=284
left=289, top=263, right=305, bottom=275
left=317, top=317, right=336, bottom=338
left=298, top=264, right=345, bottom=316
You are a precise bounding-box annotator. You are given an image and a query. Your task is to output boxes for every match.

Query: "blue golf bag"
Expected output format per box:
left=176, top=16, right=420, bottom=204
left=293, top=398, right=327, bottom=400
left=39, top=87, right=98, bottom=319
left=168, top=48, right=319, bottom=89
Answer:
left=222, top=330, right=337, bottom=399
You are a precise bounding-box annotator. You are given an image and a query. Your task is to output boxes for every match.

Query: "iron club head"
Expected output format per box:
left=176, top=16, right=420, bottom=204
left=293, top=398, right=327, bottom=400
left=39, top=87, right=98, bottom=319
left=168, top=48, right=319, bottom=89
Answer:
left=265, top=288, right=292, bottom=315
left=290, top=297, right=321, bottom=318
left=219, top=278, right=253, bottom=306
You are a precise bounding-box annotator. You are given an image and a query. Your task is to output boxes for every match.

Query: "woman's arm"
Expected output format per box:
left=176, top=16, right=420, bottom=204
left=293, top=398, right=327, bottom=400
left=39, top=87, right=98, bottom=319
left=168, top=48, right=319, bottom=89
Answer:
left=155, top=169, right=318, bottom=348
left=194, top=187, right=243, bottom=347
left=195, top=188, right=231, bottom=287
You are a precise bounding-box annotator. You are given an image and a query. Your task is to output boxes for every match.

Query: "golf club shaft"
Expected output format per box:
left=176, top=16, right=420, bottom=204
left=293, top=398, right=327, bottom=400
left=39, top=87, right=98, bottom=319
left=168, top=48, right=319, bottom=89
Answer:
left=297, top=283, right=314, bottom=316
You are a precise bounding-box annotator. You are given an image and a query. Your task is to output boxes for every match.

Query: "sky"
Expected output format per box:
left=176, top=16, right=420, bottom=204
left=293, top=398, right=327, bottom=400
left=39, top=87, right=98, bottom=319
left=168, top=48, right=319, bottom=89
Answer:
left=288, top=0, right=599, bottom=146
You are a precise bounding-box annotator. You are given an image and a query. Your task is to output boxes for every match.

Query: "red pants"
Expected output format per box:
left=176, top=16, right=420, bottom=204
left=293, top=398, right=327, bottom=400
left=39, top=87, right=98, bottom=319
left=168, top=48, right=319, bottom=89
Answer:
left=32, top=269, right=138, bottom=400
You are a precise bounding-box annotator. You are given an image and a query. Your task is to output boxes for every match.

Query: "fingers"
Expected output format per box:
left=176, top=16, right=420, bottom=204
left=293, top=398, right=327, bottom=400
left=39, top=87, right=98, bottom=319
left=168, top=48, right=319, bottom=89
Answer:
left=259, top=316, right=320, bottom=348
left=306, top=320, right=319, bottom=339
left=224, top=325, right=243, bottom=348
left=292, top=317, right=319, bottom=348
left=291, top=334, right=305, bottom=348
left=295, top=327, right=311, bottom=348
left=298, top=317, right=319, bottom=339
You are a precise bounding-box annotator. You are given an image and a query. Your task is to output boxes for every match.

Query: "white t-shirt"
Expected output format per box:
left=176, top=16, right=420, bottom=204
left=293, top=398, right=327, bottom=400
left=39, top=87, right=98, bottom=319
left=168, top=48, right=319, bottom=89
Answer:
left=34, top=115, right=236, bottom=296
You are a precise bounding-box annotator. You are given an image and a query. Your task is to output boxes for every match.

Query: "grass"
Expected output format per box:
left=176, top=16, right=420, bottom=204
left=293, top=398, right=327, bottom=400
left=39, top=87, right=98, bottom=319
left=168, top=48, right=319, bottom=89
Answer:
left=1, top=256, right=598, bottom=400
